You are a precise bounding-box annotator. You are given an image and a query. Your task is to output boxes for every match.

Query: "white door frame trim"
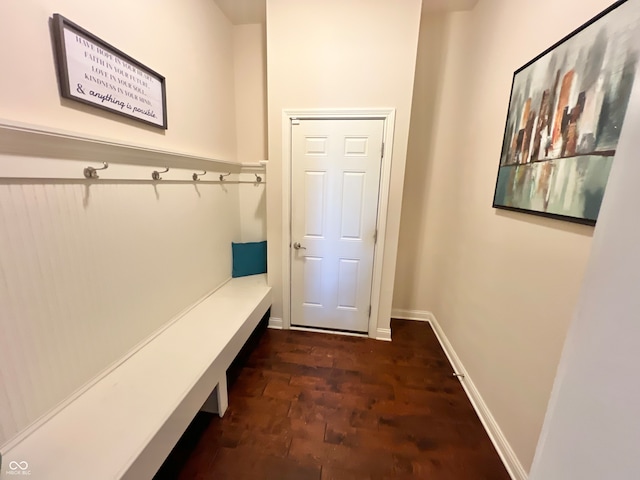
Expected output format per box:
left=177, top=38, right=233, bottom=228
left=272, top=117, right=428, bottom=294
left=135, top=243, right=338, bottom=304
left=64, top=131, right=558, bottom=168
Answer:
left=281, top=108, right=396, bottom=338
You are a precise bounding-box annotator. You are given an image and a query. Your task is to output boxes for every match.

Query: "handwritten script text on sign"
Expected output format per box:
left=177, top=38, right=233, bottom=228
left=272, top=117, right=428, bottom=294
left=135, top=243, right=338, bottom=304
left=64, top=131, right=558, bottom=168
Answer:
left=63, top=28, right=164, bottom=127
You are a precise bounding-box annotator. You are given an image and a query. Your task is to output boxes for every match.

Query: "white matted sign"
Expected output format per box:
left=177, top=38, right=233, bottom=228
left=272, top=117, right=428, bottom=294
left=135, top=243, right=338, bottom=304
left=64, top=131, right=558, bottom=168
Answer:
left=52, top=14, right=167, bottom=129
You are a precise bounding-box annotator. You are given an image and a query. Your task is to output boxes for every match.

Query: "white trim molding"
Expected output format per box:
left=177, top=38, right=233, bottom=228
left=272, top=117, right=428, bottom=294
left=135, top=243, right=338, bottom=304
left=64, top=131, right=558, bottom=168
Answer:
left=375, top=328, right=392, bottom=342
left=268, top=317, right=283, bottom=329
left=391, top=308, right=430, bottom=322
left=280, top=108, right=396, bottom=339
left=396, top=310, right=528, bottom=480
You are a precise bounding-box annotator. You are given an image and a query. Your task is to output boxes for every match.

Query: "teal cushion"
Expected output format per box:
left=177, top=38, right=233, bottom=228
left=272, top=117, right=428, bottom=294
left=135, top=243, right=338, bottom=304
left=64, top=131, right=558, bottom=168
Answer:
left=232, top=241, right=267, bottom=278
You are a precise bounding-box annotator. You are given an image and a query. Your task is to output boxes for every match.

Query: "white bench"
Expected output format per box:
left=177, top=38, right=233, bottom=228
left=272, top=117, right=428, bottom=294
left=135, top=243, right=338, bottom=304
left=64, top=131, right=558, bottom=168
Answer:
left=0, top=274, right=271, bottom=480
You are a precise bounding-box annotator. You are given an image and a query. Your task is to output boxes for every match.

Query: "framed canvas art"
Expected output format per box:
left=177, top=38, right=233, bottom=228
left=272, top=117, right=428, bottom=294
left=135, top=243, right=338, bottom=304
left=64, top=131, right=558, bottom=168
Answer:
left=493, top=0, right=640, bottom=225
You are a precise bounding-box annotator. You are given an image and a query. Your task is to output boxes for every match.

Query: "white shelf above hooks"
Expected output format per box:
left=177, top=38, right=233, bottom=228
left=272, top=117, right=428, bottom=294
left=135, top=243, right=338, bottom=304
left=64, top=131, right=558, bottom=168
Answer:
left=239, top=160, right=268, bottom=172
left=0, top=118, right=243, bottom=173
left=0, top=119, right=267, bottom=180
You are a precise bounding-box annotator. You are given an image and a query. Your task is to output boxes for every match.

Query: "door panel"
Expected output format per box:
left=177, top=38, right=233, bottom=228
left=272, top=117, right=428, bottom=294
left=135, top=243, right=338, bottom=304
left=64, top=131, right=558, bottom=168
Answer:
left=291, top=118, right=384, bottom=332
left=340, top=172, right=366, bottom=239
left=304, top=171, right=326, bottom=237
left=303, top=256, right=324, bottom=306
left=337, top=259, right=359, bottom=309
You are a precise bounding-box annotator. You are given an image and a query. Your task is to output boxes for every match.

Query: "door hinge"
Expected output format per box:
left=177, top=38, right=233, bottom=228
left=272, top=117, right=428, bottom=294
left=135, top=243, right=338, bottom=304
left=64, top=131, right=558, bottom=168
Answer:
left=374, top=229, right=378, bottom=244
left=368, top=305, right=372, bottom=318
left=381, top=142, right=384, bottom=159
left=292, top=117, right=300, bottom=125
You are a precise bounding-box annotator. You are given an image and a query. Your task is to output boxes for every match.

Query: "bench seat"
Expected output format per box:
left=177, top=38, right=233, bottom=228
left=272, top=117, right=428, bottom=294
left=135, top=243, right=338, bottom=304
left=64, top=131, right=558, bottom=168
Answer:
left=0, top=274, right=271, bottom=480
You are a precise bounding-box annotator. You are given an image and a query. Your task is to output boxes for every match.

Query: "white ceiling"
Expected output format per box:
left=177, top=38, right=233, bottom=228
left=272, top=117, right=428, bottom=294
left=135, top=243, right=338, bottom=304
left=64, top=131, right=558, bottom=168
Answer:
left=214, top=0, right=479, bottom=25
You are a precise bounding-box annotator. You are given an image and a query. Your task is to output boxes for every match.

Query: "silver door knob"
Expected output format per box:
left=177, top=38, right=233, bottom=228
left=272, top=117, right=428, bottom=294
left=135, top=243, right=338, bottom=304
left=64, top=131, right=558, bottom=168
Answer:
left=293, top=242, right=306, bottom=250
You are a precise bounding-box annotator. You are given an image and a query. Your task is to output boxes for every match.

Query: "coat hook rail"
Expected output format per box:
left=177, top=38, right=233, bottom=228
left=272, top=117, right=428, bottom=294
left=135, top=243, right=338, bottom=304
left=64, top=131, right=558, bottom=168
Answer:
left=152, top=167, right=169, bottom=181
left=192, top=171, right=207, bottom=181
left=83, top=162, right=109, bottom=179
left=219, top=172, right=231, bottom=181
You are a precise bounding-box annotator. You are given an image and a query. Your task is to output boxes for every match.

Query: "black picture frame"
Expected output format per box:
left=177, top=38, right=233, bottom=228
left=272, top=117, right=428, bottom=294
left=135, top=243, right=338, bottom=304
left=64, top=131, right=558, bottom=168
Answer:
left=492, top=0, right=638, bottom=226
left=51, top=14, right=168, bottom=129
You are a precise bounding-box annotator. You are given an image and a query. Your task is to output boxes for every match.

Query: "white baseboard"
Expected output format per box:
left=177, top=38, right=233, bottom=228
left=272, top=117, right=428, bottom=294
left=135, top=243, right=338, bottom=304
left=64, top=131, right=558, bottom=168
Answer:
left=397, top=309, right=527, bottom=480
left=268, top=317, right=283, bottom=329
left=391, top=308, right=430, bottom=321
left=375, top=327, right=392, bottom=341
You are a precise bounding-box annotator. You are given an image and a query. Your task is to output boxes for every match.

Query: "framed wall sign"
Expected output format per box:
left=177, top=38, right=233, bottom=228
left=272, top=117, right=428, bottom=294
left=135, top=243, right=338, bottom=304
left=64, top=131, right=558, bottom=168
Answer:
left=52, top=14, right=167, bottom=129
left=492, top=0, right=639, bottom=225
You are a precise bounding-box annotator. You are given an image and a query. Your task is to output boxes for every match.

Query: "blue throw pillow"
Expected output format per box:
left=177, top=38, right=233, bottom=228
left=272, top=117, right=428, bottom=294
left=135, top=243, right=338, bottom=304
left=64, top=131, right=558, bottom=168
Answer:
left=232, top=241, right=267, bottom=278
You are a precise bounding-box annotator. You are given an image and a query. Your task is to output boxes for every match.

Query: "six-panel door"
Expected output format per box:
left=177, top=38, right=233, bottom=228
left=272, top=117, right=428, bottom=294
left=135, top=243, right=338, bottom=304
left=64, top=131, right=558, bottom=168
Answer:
left=290, top=118, right=384, bottom=332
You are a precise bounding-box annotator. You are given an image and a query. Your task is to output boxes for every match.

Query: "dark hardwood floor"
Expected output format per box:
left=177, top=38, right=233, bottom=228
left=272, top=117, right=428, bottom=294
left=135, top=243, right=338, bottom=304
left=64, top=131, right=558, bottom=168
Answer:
left=154, top=319, right=511, bottom=479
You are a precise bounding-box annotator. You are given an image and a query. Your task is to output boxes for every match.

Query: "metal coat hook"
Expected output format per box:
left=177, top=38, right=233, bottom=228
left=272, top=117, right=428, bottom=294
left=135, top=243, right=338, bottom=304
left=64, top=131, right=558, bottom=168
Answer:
left=83, top=162, right=109, bottom=179
left=152, top=167, right=169, bottom=181
left=254, top=173, right=263, bottom=183
left=219, top=172, right=231, bottom=181
left=192, top=171, right=207, bottom=181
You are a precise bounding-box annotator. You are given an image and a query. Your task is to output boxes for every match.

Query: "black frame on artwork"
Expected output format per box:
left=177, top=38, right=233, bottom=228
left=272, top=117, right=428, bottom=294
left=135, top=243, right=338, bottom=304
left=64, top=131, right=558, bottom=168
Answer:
left=492, top=0, right=632, bottom=227
left=51, top=14, right=168, bottom=129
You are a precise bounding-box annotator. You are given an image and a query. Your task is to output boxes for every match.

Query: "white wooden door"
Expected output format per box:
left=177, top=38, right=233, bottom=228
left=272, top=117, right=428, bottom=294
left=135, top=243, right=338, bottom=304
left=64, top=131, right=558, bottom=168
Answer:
left=290, top=118, right=384, bottom=332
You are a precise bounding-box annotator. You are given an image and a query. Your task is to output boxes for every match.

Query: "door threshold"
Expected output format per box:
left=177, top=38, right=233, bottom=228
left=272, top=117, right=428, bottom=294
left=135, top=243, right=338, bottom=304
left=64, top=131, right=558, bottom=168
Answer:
left=289, top=325, right=369, bottom=338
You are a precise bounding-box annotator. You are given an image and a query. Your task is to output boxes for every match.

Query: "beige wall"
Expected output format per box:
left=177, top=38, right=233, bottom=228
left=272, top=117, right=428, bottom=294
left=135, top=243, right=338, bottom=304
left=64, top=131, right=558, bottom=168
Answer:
left=233, top=23, right=268, bottom=243
left=266, top=0, right=422, bottom=331
left=393, top=12, right=449, bottom=310
left=395, top=0, right=617, bottom=472
left=0, top=0, right=237, bottom=160
left=233, top=23, right=267, bottom=163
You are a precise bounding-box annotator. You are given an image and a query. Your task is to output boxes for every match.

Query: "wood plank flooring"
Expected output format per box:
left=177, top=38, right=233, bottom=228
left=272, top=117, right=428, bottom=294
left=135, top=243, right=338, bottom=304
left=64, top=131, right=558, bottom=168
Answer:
left=154, top=319, right=511, bottom=479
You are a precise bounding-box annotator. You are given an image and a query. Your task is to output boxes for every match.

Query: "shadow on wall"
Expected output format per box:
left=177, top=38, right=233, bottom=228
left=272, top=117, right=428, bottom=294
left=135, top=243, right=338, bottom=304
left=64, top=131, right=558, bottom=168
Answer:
left=240, top=180, right=267, bottom=243
left=494, top=209, right=594, bottom=237
left=394, top=12, right=451, bottom=307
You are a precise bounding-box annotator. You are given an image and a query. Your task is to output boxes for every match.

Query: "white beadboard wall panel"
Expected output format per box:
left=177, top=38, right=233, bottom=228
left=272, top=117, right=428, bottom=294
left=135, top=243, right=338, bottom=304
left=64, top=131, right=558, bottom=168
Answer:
left=238, top=172, right=267, bottom=242
left=0, top=159, right=241, bottom=447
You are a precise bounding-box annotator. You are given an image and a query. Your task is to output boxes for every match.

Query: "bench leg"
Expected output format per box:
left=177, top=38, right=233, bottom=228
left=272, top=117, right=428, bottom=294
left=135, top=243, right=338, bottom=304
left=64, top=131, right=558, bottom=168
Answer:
left=201, top=376, right=228, bottom=417
left=216, top=376, right=228, bottom=417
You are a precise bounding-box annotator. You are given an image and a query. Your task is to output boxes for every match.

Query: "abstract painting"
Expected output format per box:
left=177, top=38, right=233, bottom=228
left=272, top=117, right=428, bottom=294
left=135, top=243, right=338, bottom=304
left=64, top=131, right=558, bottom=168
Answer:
left=493, top=0, right=640, bottom=225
